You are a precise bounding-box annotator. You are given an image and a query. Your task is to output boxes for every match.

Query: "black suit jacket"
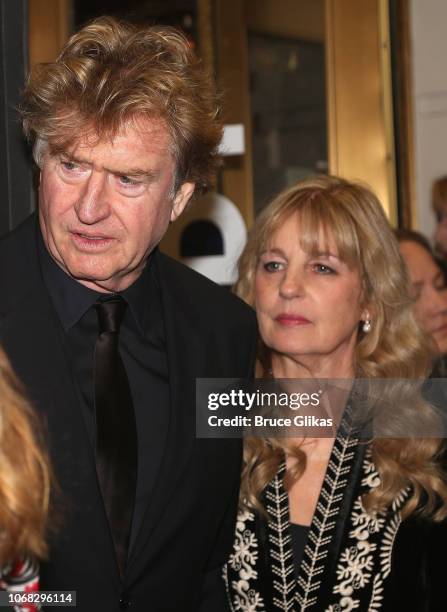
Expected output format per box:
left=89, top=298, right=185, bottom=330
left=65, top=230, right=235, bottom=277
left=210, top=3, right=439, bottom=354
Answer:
left=0, top=215, right=257, bottom=611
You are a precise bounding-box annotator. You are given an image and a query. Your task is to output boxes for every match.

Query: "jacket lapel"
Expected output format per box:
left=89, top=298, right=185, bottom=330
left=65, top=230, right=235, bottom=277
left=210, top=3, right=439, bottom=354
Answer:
left=127, top=251, right=206, bottom=572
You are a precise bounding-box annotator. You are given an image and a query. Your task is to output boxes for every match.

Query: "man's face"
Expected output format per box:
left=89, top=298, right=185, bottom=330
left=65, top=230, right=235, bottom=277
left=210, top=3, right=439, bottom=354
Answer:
left=38, top=118, right=194, bottom=292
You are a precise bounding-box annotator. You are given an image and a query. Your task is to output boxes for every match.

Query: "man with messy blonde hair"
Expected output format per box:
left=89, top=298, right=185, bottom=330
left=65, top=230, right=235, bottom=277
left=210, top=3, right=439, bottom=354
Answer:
left=0, top=16, right=256, bottom=611
left=22, top=16, right=222, bottom=195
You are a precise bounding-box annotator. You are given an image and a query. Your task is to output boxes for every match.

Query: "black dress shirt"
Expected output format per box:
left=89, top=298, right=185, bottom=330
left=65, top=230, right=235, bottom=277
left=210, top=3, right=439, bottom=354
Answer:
left=38, top=231, right=170, bottom=550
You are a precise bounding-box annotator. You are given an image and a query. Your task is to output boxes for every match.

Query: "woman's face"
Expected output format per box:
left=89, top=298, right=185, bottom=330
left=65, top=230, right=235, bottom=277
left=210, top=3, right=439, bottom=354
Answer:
left=399, top=240, right=447, bottom=353
left=254, top=213, right=366, bottom=370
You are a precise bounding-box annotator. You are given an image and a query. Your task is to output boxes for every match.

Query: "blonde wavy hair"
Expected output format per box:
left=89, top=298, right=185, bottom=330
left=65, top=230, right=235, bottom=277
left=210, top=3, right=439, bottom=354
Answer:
left=235, top=175, right=447, bottom=520
left=20, top=16, right=222, bottom=194
left=0, top=348, right=50, bottom=564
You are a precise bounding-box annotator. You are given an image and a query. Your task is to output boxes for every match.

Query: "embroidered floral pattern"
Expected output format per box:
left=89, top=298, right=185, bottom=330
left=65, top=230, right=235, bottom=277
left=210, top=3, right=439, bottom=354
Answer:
left=225, top=445, right=410, bottom=612
left=326, top=454, right=409, bottom=611
left=224, top=509, right=266, bottom=611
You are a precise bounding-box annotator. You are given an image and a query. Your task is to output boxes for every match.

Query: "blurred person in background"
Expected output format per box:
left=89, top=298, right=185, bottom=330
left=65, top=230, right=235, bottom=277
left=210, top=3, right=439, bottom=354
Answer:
left=224, top=176, right=447, bottom=611
left=0, top=346, right=50, bottom=610
left=396, top=229, right=447, bottom=374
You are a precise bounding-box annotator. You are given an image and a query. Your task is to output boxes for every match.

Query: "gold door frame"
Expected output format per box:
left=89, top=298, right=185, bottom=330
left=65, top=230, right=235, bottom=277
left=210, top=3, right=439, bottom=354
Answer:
left=326, top=0, right=398, bottom=224
left=215, top=0, right=399, bottom=226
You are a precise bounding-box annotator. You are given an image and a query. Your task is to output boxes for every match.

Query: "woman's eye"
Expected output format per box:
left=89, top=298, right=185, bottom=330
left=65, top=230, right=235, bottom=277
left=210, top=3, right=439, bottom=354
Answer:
left=263, top=261, right=285, bottom=272
left=313, top=263, right=335, bottom=274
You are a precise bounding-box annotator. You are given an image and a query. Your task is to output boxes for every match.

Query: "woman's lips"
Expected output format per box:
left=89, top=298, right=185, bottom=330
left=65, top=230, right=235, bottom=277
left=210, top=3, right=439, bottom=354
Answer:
left=275, top=314, right=311, bottom=326
left=432, top=321, right=447, bottom=336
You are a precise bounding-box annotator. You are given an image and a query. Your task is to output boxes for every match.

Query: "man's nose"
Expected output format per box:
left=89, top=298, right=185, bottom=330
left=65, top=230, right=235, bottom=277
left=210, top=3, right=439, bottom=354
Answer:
left=279, top=268, right=304, bottom=299
left=74, top=171, right=110, bottom=224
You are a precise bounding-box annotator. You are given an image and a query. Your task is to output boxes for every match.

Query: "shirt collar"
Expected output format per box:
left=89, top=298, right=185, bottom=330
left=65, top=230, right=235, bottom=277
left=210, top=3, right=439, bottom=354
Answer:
left=120, top=262, right=151, bottom=334
left=38, top=227, right=150, bottom=333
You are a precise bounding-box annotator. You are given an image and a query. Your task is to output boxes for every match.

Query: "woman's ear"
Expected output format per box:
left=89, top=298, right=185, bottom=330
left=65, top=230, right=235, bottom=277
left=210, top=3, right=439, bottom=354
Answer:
left=360, top=309, right=372, bottom=333
left=361, top=308, right=370, bottom=321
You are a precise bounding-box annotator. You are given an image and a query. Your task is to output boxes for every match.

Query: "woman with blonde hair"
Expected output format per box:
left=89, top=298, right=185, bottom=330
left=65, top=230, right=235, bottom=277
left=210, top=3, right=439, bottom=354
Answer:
left=224, top=176, right=447, bottom=611
left=0, top=346, right=50, bottom=608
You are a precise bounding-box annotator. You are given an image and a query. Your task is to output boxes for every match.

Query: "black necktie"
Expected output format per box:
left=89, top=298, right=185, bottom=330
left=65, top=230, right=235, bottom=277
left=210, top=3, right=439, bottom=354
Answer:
left=94, top=295, right=137, bottom=575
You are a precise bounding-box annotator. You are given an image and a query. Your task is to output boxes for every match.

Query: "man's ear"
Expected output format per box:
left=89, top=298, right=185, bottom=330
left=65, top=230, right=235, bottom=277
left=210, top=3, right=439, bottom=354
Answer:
left=170, top=182, right=195, bottom=222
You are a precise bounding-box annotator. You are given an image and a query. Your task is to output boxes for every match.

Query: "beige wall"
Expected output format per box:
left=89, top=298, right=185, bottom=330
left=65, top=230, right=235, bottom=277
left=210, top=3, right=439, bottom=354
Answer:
left=410, top=0, right=447, bottom=240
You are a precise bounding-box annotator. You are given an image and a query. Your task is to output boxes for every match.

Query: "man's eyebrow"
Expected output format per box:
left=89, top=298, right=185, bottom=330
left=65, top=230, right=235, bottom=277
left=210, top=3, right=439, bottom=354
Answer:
left=110, top=167, right=159, bottom=179
left=59, top=153, right=159, bottom=179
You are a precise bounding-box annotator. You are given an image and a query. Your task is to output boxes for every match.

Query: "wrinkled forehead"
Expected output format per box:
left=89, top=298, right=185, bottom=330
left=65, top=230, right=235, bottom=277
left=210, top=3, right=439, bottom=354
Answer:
left=45, top=113, right=173, bottom=158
